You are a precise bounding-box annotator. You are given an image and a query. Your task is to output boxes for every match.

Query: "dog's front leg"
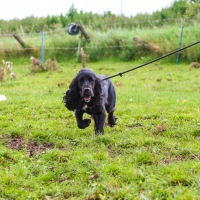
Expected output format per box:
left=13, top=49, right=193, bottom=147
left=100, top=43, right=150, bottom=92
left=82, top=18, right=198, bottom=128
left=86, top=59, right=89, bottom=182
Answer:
left=94, top=111, right=106, bottom=135
left=75, top=110, right=91, bottom=129
left=108, top=111, right=117, bottom=127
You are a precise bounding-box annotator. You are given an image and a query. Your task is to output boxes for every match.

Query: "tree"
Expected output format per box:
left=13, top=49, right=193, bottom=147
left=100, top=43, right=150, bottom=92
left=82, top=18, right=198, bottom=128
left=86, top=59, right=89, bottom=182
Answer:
left=60, top=14, right=67, bottom=28
left=185, top=0, right=200, bottom=17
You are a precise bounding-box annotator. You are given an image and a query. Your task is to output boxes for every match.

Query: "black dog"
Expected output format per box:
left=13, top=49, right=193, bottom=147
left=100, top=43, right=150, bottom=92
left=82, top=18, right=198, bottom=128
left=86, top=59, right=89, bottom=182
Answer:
left=63, top=68, right=116, bottom=134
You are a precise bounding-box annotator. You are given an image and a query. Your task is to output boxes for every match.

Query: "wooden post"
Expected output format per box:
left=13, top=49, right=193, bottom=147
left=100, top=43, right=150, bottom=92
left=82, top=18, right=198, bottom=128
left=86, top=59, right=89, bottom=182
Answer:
left=76, top=21, right=90, bottom=42
left=41, top=31, right=45, bottom=64
left=13, top=34, right=26, bottom=48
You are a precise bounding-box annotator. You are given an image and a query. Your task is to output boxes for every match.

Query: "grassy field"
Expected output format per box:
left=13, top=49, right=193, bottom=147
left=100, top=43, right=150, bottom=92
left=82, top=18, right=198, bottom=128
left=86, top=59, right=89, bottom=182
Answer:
left=0, top=60, right=199, bottom=199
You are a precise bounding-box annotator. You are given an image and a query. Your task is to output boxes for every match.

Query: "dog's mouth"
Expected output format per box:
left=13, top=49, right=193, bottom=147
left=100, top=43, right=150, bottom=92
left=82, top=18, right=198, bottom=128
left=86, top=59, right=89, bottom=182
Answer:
left=83, top=96, right=91, bottom=103
left=82, top=87, right=93, bottom=103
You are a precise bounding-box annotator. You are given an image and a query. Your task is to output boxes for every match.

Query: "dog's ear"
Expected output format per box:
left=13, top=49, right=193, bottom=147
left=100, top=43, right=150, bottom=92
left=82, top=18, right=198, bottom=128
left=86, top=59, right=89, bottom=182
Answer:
left=63, top=77, right=80, bottom=111
left=94, top=77, right=102, bottom=100
left=69, top=77, right=79, bottom=91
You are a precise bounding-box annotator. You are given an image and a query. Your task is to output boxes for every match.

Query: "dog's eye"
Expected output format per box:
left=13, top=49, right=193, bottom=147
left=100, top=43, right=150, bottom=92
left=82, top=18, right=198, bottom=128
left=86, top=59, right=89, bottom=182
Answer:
left=88, top=78, right=94, bottom=83
left=79, top=78, right=84, bottom=83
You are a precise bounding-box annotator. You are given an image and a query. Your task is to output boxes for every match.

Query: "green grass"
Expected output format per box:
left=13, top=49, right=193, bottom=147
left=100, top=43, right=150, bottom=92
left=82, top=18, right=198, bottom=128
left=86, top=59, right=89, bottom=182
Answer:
left=2, top=23, right=200, bottom=62
left=0, top=60, right=200, bottom=199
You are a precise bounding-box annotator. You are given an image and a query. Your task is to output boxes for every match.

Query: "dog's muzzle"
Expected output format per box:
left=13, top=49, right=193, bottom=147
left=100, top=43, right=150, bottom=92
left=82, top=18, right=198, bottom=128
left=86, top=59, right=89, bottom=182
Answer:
left=82, top=87, right=94, bottom=102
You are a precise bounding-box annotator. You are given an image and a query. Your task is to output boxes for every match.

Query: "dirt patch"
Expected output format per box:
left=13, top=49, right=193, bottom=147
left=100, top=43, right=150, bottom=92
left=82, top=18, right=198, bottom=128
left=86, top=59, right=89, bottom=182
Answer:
left=153, top=123, right=167, bottom=134
left=2, top=134, right=55, bottom=157
left=6, top=136, right=25, bottom=150
left=26, top=140, right=55, bottom=157
left=162, top=154, right=199, bottom=165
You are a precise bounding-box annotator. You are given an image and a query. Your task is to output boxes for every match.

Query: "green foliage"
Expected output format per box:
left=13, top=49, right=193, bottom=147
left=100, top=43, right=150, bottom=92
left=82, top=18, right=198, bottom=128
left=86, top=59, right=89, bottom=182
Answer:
left=185, top=0, right=200, bottom=17
left=171, top=0, right=188, bottom=16
left=60, top=14, right=67, bottom=28
left=1, top=0, right=200, bottom=34
left=45, top=16, right=51, bottom=29
left=20, top=16, right=46, bottom=33
left=2, top=23, right=200, bottom=63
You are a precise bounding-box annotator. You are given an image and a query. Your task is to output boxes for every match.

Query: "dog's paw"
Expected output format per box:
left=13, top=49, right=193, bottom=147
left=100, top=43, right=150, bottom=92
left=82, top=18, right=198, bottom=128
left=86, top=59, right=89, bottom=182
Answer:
left=78, top=119, right=91, bottom=129
left=83, top=119, right=91, bottom=127
left=95, top=130, right=104, bottom=135
left=108, top=116, right=117, bottom=127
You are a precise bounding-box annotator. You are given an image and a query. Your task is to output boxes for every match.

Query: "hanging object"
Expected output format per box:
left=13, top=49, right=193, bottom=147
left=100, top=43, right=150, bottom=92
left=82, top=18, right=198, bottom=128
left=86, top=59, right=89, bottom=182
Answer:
left=67, top=21, right=90, bottom=42
left=67, top=23, right=80, bottom=35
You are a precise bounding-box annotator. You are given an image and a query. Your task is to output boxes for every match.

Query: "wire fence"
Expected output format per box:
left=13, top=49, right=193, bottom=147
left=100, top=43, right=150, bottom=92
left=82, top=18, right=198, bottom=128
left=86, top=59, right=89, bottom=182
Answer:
left=1, top=17, right=200, bottom=63
left=0, top=17, right=198, bottom=38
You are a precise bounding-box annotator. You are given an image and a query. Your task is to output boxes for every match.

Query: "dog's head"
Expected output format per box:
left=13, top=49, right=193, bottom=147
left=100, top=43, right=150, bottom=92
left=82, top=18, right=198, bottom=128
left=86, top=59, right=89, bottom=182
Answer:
left=76, top=69, right=101, bottom=103
left=64, top=69, right=102, bottom=111
left=76, top=69, right=98, bottom=103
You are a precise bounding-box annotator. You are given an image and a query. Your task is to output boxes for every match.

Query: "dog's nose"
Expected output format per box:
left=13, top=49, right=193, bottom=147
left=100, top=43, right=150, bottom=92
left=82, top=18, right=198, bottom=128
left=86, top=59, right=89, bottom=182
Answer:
left=84, top=88, right=90, bottom=93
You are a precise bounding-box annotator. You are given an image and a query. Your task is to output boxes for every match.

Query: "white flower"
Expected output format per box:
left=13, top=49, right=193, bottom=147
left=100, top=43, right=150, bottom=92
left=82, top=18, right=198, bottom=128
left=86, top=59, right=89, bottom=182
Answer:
left=0, top=94, right=6, bottom=101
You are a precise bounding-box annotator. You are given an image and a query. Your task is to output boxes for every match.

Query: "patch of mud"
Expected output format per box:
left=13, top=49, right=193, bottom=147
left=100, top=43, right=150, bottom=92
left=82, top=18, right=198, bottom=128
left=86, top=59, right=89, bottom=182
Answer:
left=2, top=134, right=54, bottom=157
left=162, top=154, right=199, bottom=165
left=26, top=140, right=54, bottom=157
left=6, top=136, right=25, bottom=150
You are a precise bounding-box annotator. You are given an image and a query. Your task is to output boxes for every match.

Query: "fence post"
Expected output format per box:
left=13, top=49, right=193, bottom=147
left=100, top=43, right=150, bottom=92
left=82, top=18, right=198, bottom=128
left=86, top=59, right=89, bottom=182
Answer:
left=41, top=30, right=45, bottom=64
left=176, top=25, right=184, bottom=65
